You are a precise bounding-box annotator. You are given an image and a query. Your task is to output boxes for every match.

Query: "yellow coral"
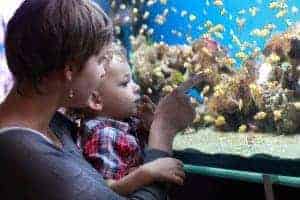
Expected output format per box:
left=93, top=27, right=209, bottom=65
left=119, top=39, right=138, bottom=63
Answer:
left=213, top=84, right=226, bottom=97
left=273, top=110, right=282, bottom=121
left=266, top=53, right=281, bottom=64
left=224, top=57, right=236, bottom=67
left=238, top=124, right=247, bottom=133
left=193, top=114, right=202, bottom=123
left=153, top=67, right=164, bottom=78
left=162, top=85, right=173, bottom=93
left=249, top=83, right=261, bottom=96
left=249, top=83, right=263, bottom=106
left=254, top=112, right=267, bottom=120
left=215, top=115, right=226, bottom=127
left=201, top=47, right=212, bottom=57
left=203, top=115, right=215, bottom=124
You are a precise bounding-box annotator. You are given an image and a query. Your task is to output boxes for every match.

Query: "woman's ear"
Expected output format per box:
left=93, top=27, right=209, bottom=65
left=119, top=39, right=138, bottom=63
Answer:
left=87, top=91, right=103, bottom=112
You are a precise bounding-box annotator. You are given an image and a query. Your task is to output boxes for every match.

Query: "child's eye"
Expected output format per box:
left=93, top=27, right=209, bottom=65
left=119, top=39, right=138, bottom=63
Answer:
left=120, top=81, right=129, bottom=87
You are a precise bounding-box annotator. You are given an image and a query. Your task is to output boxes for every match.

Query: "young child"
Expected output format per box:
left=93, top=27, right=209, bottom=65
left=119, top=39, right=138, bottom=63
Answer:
left=75, top=42, right=185, bottom=196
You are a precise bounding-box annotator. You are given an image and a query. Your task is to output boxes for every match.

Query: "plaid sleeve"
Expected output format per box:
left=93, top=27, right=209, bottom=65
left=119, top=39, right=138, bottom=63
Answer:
left=82, top=125, right=142, bottom=180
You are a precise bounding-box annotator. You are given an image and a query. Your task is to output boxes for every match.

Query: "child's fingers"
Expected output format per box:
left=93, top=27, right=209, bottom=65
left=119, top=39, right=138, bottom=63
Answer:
left=142, top=95, right=152, bottom=103
left=170, top=170, right=185, bottom=185
left=172, top=176, right=184, bottom=185
left=144, top=103, right=155, bottom=113
left=174, top=169, right=186, bottom=180
left=142, top=95, right=156, bottom=108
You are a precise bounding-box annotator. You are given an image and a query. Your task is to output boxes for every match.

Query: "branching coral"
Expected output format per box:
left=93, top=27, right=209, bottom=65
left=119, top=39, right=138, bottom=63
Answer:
left=130, top=23, right=300, bottom=134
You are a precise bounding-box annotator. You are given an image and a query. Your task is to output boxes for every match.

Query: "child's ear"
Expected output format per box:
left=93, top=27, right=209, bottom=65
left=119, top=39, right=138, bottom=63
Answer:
left=87, top=91, right=103, bottom=112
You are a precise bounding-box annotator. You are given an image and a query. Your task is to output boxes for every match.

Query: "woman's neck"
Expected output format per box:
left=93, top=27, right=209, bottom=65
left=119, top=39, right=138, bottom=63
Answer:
left=0, top=87, right=62, bottom=147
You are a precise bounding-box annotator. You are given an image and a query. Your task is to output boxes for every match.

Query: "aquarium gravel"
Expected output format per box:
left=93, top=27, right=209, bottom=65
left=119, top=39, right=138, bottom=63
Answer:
left=173, top=128, right=300, bottom=159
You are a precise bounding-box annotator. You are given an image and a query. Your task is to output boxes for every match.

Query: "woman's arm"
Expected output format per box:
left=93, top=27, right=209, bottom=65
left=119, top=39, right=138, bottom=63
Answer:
left=0, top=129, right=170, bottom=200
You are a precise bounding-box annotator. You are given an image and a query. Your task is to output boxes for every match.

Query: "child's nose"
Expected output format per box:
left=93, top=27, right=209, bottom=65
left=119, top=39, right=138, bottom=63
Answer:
left=134, top=84, right=140, bottom=94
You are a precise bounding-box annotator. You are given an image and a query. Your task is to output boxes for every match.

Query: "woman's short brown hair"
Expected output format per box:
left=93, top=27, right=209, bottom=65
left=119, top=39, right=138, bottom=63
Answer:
left=5, top=0, right=113, bottom=91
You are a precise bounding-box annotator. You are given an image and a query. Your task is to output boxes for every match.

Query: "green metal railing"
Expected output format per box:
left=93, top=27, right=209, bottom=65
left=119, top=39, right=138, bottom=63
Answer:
left=184, top=164, right=300, bottom=188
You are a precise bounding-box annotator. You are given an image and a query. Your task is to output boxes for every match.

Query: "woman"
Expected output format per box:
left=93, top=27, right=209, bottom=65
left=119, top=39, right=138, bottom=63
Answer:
left=0, top=0, right=198, bottom=199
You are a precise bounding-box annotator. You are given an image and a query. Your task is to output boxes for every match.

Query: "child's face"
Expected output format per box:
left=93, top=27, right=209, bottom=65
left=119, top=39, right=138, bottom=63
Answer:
left=97, top=56, right=141, bottom=120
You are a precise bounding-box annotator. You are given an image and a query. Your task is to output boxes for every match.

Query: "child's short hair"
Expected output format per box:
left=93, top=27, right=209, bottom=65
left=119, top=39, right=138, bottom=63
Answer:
left=104, top=42, right=128, bottom=68
left=5, top=0, right=113, bottom=92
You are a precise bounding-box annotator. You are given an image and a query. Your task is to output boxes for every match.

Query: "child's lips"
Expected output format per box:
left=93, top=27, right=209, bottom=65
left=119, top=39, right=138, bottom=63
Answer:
left=135, top=97, right=141, bottom=104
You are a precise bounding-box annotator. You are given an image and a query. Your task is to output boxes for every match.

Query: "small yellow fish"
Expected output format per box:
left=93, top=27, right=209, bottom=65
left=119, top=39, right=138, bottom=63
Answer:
left=254, top=112, right=267, bottom=120
left=251, top=28, right=270, bottom=38
left=238, top=124, right=247, bottom=133
left=220, top=8, right=227, bottom=16
left=276, top=9, right=287, bottom=18
left=266, top=53, right=280, bottom=64
left=189, top=14, right=197, bottom=22
left=155, top=15, right=166, bottom=25
left=213, top=0, right=223, bottom=7
left=215, top=116, right=226, bottom=127
left=236, top=17, right=246, bottom=28
left=269, top=1, right=280, bottom=9
left=181, top=10, right=188, bottom=17
left=160, top=0, right=168, bottom=5
left=235, top=51, right=248, bottom=61
left=249, top=7, right=259, bottom=16
left=273, top=110, right=282, bottom=121
left=143, top=11, right=150, bottom=19
left=238, top=9, right=246, bottom=15
left=204, top=115, right=216, bottom=124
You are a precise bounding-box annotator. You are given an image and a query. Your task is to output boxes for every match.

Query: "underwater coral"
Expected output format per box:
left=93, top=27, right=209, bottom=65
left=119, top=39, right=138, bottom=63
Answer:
left=130, top=23, right=300, bottom=134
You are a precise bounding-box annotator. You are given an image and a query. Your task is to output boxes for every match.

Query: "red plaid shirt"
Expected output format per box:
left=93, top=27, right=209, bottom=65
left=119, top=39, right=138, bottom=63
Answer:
left=81, top=117, right=144, bottom=180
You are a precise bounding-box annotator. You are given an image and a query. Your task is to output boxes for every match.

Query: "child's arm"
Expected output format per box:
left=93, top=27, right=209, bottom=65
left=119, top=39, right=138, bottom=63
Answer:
left=107, top=157, right=185, bottom=196
left=106, top=167, right=152, bottom=196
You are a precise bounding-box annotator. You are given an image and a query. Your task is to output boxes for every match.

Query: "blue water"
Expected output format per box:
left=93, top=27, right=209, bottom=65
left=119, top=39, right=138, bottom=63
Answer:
left=143, top=0, right=300, bottom=66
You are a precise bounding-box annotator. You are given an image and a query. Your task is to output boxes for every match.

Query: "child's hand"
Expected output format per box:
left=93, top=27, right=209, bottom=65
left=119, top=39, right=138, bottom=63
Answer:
left=136, top=95, right=156, bottom=133
left=140, top=157, right=185, bottom=185
left=152, top=76, right=201, bottom=134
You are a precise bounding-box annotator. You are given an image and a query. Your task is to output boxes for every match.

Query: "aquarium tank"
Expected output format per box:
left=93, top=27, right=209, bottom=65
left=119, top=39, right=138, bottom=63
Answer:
left=93, top=0, right=300, bottom=159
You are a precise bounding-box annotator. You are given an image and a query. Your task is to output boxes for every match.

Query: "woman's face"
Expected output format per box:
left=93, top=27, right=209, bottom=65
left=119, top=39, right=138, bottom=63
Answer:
left=65, top=48, right=110, bottom=108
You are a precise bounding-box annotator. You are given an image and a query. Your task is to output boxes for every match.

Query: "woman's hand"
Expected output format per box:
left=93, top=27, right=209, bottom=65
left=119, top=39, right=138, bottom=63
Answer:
left=149, top=75, right=202, bottom=152
left=140, top=157, right=185, bottom=185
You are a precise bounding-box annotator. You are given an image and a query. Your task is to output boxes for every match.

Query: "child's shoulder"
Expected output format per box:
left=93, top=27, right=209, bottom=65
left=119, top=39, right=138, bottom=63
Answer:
left=83, top=117, right=130, bottom=136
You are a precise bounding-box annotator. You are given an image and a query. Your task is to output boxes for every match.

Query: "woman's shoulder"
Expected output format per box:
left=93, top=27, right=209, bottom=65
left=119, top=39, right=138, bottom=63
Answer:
left=0, top=127, right=59, bottom=155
